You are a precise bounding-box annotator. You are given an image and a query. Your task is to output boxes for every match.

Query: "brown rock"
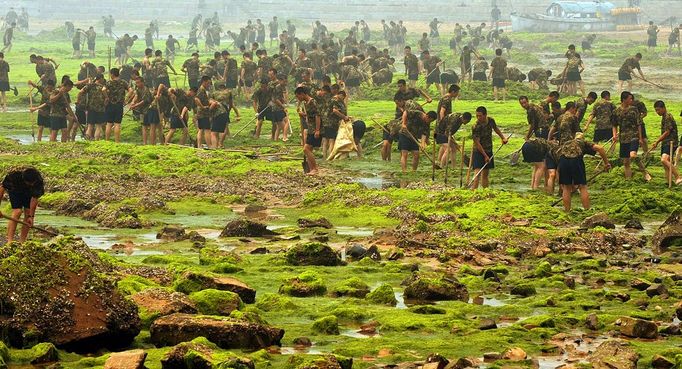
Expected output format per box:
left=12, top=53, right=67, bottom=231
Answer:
left=585, top=313, right=599, bottom=330
left=131, top=289, right=197, bottom=317
left=156, top=225, right=187, bottom=241
left=104, top=349, right=147, bottom=369
left=297, top=217, right=333, bottom=229
left=503, top=347, right=527, bottom=361
left=619, top=317, right=658, bottom=339
left=150, top=313, right=284, bottom=349
left=220, top=219, right=279, bottom=237
left=651, top=210, right=682, bottom=252
left=581, top=212, right=615, bottom=229
left=177, top=271, right=256, bottom=303
left=646, top=284, right=668, bottom=297
left=589, top=341, right=638, bottom=369
left=651, top=355, right=675, bottom=369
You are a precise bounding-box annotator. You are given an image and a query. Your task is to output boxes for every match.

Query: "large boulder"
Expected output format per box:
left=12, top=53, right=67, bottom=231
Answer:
left=0, top=237, right=141, bottom=351
left=156, top=225, right=188, bottom=241
left=220, top=219, right=278, bottom=238
left=175, top=272, right=256, bottom=303
left=84, top=203, right=150, bottom=228
left=150, top=313, right=284, bottom=349
left=297, top=217, right=333, bottom=229
left=285, top=242, right=344, bottom=266
left=403, top=273, right=469, bottom=302
left=652, top=209, right=682, bottom=252
left=581, top=213, right=616, bottom=230
left=588, top=341, right=639, bottom=369
left=131, top=288, right=197, bottom=317
left=160, top=338, right=215, bottom=369
left=619, top=317, right=658, bottom=339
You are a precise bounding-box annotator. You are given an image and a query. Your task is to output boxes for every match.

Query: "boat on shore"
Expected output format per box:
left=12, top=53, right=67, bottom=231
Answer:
left=511, top=1, right=640, bottom=33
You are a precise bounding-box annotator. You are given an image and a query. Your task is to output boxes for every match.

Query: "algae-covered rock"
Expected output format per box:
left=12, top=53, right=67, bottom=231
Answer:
left=174, top=271, right=256, bottom=303
left=297, top=217, right=333, bottom=229
left=279, top=271, right=327, bottom=297
left=160, top=337, right=217, bottom=369
left=510, top=283, right=537, bottom=297
left=84, top=203, right=150, bottom=228
left=652, top=209, right=682, bottom=252
left=581, top=212, right=616, bottom=229
left=366, top=284, right=397, bottom=306
left=104, top=349, right=147, bottom=369
left=651, top=355, right=675, bottom=369
left=410, top=305, right=446, bottom=315
left=0, top=237, right=140, bottom=351
left=534, top=261, right=552, bottom=277
left=589, top=340, right=638, bottom=369
left=215, top=357, right=256, bottom=369
left=403, top=273, right=469, bottom=302
left=255, top=293, right=299, bottom=312
left=29, top=342, right=58, bottom=365
left=199, top=247, right=241, bottom=265
left=131, top=288, right=197, bottom=318
left=286, top=242, right=344, bottom=266
left=220, top=219, right=279, bottom=237
left=189, top=289, right=244, bottom=316
left=312, top=315, right=340, bottom=335
left=150, top=313, right=284, bottom=349
left=331, top=277, right=370, bottom=298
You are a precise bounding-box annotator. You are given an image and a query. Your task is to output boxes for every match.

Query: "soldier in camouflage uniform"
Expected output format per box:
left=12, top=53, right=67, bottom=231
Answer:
left=165, top=86, right=196, bottom=145
left=28, top=79, right=55, bottom=141
left=182, top=52, right=201, bottom=90
left=85, top=27, right=96, bottom=58
left=438, top=110, right=472, bottom=169
left=550, top=101, right=581, bottom=144
left=471, top=106, right=509, bottom=189
left=144, top=23, right=155, bottom=49
left=315, top=86, right=334, bottom=159
left=650, top=100, right=681, bottom=185
left=49, top=79, right=74, bottom=142
left=271, top=73, right=289, bottom=141
left=165, top=35, right=181, bottom=65
left=584, top=90, right=615, bottom=142
left=558, top=133, right=611, bottom=211
left=296, top=86, right=321, bottom=175
left=403, top=46, right=420, bottom=88
left=105, top=68, right=130, bottom=142
left=152, top=50, right=177, bottom=89
left=129, top=77, right=159, bottom=145
left=528, top=68, right=551, bottom=90
left=399, top=103, right=437, bottom=174
left=435, top=85, right=459, bottom=166
left=252, top=80, right=271, bottom=139
left=575, top=92, right=597, bottom=124
left=194, top=76, right=213, bottom=148
left=240, top=52, right=258, bottom=98
left=613, top=91, right=650, bottom=181
left=80, top=74, right=108, bottom=140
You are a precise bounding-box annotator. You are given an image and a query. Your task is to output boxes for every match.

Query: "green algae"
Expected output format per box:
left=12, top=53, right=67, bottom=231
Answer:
left=189, top=289, right=244, bottom=316
left=312, top=315, right=340, bottom=335
left=366, top=284, right=398, bottom=306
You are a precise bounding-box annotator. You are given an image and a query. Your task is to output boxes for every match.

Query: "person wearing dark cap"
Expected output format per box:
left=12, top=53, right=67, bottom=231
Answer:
left=0, top=167, right=45, bottom=243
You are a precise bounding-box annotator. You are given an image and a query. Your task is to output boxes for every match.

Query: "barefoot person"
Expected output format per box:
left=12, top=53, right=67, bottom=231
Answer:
left=0, top=167, right=45, bottom=243
left=650, top=100, right=682, bottom=185
left=614, top=91, right=651, bottom=182
left=296, top=86, right=321, bottom=175
left=471, top=106, right=508, bottom=189
left=558, top=133, right=611, bottom=211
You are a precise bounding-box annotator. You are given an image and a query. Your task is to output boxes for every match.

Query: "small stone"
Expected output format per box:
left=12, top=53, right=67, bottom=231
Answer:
left=249, top=247, right=268, bottom=254
left=104, top=349, right=147, bottom=369
left=483, top=353, right=502, bottom=362
left=619, top=316, right=658, bottom=339
left=479, top=319, right=497, bottom=330
left=651, top=355, right=675, bottom=369
left=483, top=269, right=499, bottom=282
left=30, top=343, right=59, bottom=365
left=503, top=347, right=527, bottom=361
left=564, top=276, right=576, bottom=289
left=646, top=284, right=668, bottom=297
left=631, top=278, right=651, bottom=291
left=156, top=225, right=187, bottom=241
left=660, top=324, right=680, bottom=336
left=293, top=337, right=312, bottom=347
left=187, top=231, right=206, bottom=243
left=585, top=313, right=599, bottom=330
left=625, top=219, right=644, bottom=230
left=581, top=212, right=615, bottom=229
left=365, top=245, right=382, bottom=261
left=589, top=341, right=638, bottom=369
left=510, top=284, right=536, bottom=297
left=245, top=204, right=267, bottom=213
left=347, top=244, right=367, bottom=259
left=472, top=296, right=484, bottom=305
left=297, top=217, right=333, bottom=229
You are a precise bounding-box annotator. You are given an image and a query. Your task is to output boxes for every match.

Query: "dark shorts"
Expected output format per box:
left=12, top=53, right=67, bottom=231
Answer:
left=198, top=117, right=211, bottom=130
left=306, top=133, right=322, bottom=148
left=226, top=78, right=238, bottom=89
left=87, top=111, right=106, bottom=124
left=545, top=153, right=558, bottom=170
left=582, top=41, right=592, bottom=50
left=567, top=71, right=581, bottom=81
left=72, top=41, right=80, bottom=51
left=143, top=109, right=160, bottom=126
left=324, top=126, right=338, bottom=139
left=435, top=133, right=448, bottom=144
left=472, top=150, right=494, bottom=169
left=75, top=107, right=86, bottom=125
left=398, top=133, right=419, bottom=152
left=243, top=79, right=254, bottom=88
left=37, top=114, right=51, bottom=127
left=522, top=142, right=545, bottom=163
left=211, top=113, right=229, bottom=132
left=383, top=130, right=397, bottom=143
left=352, top=120, right=366, bottom=140
left=313, top=71, right=325, bottom=81
left=0, top=81, right=9, bottom=92
left=593, top=128, right=613, bottom=142
left=106, top=103, right=124, bottom=123
left=492, top=78, right=506, bottom=88
left=407, top=72, right=419, bottom=81
left=619, top=140, right=640, bottom=158
left=473, top=72, right=487, bottom=82
left=256, top=106, right=270, bottom=121
left=189, top=78, right=200, bottom=90
left=269, top=109, right=286, bottom=122
left=170, top=115, right=188, bottom=129
left=662, top=142, right=677, bottom=156
left=87, top=42, right=95, bottom=51
left=618, top=70, right=632, bottom=81
left=426, top=72, right=441, bottom=85
left=641, top=124, right=648, bottom=139
left=8, top=191, right=31, bottom=210
left=156, top=76, right=171, bottom=88
left=648, top=39, right=657, bottom=47
left=345, top=78, right=361, bottom=88
left=559, top=157, right=587, bottom=185
left=50, top=116, right=67, bottom=130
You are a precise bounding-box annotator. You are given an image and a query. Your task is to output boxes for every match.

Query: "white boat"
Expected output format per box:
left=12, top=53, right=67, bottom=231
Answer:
left=511, top=1, right=638, bottom=33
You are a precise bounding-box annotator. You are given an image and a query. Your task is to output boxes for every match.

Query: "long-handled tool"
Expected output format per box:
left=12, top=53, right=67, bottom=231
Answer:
left=465, top=144, right=474, bottom=187
left=459, top=138, right=466, bottom=188
left=669, top=141, right=674, bottom=189
left=431, top=132, right=437, bottom=181
left=0, top=213, right=59, bottom=237
left=28, top=92, right=35, bottom=142
left=509, top=145, right=523, bottom=166
left=593, top=137, right=615, bottom=171
left=634, top=74, right=667, bottom=89
left=467, top=133, right=512, bottom=188
left=233, top=105, right=270, bottom=137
